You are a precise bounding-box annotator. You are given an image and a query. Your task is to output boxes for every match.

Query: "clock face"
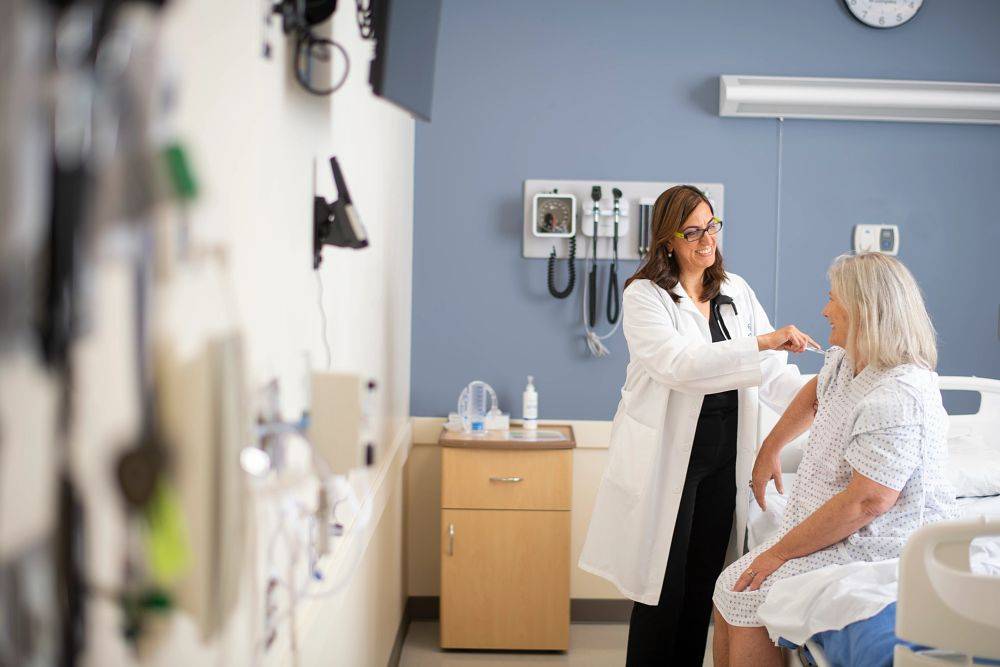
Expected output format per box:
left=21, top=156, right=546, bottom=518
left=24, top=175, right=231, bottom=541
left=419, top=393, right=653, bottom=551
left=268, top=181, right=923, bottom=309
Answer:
left=844, top=0, right=923, bottom=28
left=534, top=195, right=575, bottom=237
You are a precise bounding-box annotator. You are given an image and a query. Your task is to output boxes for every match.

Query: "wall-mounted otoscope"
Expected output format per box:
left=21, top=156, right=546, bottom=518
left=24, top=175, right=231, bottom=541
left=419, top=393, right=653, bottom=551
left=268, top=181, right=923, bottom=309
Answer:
left=313, top=157, right=368, bottom=269
left=588, top=186, right=601, bottom=327
left=606, top=188, right=622, bottom=325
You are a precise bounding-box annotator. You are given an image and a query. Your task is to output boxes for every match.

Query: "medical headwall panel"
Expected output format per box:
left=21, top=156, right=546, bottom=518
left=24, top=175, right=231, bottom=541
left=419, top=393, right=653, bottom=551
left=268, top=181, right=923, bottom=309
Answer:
left=522, top=180, right=724, bottom=261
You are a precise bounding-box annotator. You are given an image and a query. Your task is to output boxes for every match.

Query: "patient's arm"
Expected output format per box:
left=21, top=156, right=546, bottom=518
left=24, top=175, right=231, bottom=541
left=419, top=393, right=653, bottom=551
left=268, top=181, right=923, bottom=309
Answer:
left=735, top=471, right=900, bottom=591
left=770, top=470, right=900, bottom=562
left=750, top=376, right=818, bottom=510
left=761, top=375, right=818, bottom=453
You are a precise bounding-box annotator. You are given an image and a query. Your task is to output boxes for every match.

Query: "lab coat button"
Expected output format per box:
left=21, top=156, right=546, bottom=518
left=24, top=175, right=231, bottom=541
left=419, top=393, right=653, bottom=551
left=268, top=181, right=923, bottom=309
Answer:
left=680, top=443, right=691, bottom=453
left=672, top=486, right=683, bottom=495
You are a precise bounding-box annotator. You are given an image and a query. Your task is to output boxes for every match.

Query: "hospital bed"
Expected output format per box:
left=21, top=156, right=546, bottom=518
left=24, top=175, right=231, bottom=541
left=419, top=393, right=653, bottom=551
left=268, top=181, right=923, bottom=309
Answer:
left=751, top=376, right=1000, bottom=667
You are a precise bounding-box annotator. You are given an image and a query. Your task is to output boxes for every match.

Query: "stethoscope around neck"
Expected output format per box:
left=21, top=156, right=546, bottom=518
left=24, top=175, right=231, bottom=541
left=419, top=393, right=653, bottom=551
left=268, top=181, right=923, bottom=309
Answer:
left=712, top=294, right=738, bottom=341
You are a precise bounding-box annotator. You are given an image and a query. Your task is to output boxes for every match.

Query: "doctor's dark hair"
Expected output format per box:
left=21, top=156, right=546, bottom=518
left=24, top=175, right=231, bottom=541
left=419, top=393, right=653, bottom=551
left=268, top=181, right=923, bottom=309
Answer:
left=623, top=185, right=727, bottom=302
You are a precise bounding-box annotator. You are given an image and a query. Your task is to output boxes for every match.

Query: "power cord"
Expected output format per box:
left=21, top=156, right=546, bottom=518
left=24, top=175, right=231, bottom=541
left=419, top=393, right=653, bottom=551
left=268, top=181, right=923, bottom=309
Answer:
left=315, top=271, right=332, bottom=369
left=294, top=34, right=350, bottom=96
left=272, top=0, right=350, bottom=96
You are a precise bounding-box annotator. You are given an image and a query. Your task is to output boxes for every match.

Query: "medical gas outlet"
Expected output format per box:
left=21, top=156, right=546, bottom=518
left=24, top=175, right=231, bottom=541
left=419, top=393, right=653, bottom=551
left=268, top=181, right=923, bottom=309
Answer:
left=853, top=224, right=899, bottom=255
left=308, top=372, right=378, bottom=474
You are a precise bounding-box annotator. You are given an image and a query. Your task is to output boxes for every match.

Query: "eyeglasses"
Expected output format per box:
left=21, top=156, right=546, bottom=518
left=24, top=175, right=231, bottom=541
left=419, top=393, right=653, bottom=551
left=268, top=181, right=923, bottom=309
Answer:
left=674, top=218, right=723, bottom=243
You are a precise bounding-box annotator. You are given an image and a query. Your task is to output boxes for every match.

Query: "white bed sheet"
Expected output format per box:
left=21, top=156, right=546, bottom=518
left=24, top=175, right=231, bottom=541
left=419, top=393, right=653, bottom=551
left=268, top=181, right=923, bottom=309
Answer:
left=752, top=487, right=1000, bottom=644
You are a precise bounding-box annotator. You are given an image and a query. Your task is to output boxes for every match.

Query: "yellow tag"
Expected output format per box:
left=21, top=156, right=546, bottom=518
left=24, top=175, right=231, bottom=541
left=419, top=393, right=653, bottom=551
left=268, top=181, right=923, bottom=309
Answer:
left=143, top=482, right=191, bottom=586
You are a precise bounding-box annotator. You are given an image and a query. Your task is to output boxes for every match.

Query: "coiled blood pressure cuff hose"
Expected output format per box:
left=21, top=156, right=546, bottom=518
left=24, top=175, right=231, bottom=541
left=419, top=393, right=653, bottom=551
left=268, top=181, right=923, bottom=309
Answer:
left=547, top=236, right=576, bottom=299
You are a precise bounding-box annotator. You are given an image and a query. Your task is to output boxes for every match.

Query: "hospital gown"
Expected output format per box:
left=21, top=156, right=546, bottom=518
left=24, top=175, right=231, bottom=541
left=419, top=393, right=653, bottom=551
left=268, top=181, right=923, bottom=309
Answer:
left=713, top=347, right=955, bottom=627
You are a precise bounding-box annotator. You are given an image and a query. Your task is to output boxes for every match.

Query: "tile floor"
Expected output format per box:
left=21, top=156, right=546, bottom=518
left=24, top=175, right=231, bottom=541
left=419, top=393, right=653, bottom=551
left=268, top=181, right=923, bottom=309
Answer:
left=398, top=622, right=715, bottom=667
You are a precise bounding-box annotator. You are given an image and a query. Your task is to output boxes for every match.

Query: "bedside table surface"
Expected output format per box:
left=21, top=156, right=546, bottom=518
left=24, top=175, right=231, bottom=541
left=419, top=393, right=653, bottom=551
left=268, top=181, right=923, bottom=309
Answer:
left=439, top=424, right=575, bottom=450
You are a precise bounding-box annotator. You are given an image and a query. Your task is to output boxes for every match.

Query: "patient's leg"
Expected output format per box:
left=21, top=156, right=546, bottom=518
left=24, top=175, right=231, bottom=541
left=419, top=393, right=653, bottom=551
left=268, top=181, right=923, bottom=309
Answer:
left=712, top=606, right=729, bottom=667
left=729, top=625, right=782, bottom=667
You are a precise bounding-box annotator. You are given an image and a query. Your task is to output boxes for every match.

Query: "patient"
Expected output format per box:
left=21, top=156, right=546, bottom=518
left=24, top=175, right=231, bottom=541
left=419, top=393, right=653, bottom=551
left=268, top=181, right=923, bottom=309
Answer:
left=711, top=253, right=956, bottom=667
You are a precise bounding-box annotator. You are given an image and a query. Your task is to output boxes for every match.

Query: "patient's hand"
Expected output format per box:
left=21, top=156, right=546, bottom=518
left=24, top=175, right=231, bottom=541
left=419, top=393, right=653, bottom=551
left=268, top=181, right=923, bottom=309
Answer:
left=733, top=548, right=787, bottom=592
left=751, top=444, right=784, bottom=512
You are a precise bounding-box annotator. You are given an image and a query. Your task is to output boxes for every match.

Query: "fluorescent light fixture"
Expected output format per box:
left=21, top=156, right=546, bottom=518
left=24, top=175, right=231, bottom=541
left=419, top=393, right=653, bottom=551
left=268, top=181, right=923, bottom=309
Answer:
left=719, top=75, right=1000, bottom=125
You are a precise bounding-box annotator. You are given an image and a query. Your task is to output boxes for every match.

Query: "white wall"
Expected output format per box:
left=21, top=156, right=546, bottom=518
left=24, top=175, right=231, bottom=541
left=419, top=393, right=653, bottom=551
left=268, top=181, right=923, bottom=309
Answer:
left=4, top=0, right=415, bottom=664
left=156, top=0, right=413, bottom=662
left=159, top=0, right=414, bottom=434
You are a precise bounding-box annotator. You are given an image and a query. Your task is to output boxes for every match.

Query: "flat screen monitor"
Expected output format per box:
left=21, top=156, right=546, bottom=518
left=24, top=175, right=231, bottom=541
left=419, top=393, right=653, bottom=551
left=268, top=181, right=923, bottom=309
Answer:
left=369, top=0, right=442, bottom=121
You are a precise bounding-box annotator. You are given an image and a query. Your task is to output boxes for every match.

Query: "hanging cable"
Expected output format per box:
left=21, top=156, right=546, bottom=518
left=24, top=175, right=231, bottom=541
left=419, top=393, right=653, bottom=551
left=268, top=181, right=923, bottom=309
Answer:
left=605, top=188, right=623, bottom=324
left=582, top=230, right=622, bottom=357
left=315, top=271, right=331, bottom=370
left=773, top=117, right=784, bottom=325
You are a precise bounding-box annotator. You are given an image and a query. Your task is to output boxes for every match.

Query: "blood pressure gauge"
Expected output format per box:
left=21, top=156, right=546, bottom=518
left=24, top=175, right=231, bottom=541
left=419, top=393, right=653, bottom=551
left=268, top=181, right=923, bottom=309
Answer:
left=532, top=192, right=576, bottom=238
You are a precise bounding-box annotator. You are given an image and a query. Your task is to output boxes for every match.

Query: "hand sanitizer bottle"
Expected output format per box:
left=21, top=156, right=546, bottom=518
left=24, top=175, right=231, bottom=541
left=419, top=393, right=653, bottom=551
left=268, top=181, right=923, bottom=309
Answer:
left=522, top=376, right=538, bottom=430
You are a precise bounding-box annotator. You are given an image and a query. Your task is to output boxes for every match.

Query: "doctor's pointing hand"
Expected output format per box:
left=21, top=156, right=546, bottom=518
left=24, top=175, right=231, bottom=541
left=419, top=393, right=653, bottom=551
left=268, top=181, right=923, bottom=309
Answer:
left=578, top=185, right=815, bottom=667
left=760, top=324, right=818, bottom=355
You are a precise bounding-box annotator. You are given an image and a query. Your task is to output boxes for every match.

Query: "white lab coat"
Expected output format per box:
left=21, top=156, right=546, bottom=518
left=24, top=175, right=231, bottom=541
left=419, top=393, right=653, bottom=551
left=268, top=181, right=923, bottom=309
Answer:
left=578, top=274, right=806, bottom=605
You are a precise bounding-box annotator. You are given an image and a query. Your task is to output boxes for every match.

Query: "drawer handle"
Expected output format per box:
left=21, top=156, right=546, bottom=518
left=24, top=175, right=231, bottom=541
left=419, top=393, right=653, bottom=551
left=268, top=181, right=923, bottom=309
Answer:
left=489, top=476, right=523, bottom=483
left=447, top=524, right=455, bottom=556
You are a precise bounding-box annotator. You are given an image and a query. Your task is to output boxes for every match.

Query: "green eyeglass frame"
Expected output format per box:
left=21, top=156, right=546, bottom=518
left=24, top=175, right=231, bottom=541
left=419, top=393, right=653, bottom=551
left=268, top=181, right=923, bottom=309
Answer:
left=674, top=217, right=723, bottom=242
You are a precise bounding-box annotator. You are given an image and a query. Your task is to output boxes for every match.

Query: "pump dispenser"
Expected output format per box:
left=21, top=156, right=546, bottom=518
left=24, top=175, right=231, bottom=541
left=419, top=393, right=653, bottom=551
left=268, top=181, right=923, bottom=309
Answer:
left=522, top=376, right=538, bottom=430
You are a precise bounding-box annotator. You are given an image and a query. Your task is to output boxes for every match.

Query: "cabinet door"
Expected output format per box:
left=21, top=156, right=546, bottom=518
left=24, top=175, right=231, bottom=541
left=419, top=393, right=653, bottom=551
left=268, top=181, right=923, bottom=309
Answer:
left=440, top=509, right=570, bottom=650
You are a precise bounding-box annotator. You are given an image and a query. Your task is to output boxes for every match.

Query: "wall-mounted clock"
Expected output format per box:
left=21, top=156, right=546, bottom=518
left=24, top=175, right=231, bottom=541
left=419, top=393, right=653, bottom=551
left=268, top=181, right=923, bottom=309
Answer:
left=844, top=0, right=923, bottom=28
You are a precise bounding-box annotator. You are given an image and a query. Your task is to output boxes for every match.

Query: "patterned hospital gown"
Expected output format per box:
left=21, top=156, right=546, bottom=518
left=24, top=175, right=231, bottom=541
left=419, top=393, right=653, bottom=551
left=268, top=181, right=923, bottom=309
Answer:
left=713, top=347, right=955, bottom=627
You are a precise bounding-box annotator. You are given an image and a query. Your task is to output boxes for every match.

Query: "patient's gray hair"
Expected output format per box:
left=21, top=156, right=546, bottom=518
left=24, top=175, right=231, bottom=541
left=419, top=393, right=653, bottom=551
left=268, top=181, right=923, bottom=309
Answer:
left=828, top=253, right=937, bottom=370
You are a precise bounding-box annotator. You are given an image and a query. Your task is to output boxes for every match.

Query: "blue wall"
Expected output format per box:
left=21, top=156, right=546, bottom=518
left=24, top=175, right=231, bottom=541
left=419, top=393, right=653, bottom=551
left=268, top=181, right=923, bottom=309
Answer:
left=411, top=0, right=1000, bottom=419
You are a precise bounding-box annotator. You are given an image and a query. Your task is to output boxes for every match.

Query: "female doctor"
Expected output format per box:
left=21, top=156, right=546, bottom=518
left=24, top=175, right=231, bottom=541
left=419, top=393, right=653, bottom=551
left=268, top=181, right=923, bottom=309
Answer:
left=578, top=185, right=818, bottom=666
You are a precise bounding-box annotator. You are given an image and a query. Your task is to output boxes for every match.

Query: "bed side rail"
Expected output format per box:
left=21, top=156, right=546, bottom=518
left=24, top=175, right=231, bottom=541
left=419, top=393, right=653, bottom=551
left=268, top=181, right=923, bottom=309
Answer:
left=937, top=375, right=1000, bottom=417
left=895, top=517, right=1000, bottom=663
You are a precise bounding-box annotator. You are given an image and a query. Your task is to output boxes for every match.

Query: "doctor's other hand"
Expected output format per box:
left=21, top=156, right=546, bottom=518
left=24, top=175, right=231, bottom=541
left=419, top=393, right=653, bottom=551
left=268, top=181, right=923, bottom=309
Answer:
left=750, top=444, right=784, bottom=511
left=756, top=325, right=819, bottom=354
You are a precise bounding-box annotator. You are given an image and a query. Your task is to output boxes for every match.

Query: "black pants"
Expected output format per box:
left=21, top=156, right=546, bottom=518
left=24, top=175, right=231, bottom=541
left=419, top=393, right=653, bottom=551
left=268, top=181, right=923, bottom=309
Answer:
left=626, top=408, right=738, bottom=667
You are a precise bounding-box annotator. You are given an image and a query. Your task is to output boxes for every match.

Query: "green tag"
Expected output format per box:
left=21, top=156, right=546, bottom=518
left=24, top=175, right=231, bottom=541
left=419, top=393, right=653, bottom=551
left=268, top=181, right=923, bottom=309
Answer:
left=162, top=143, right=199, bottom=202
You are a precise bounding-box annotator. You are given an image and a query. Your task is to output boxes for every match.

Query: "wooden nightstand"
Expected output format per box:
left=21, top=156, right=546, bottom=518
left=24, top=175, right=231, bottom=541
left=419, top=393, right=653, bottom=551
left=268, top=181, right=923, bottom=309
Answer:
left=438, top=425, right=574, bottom=651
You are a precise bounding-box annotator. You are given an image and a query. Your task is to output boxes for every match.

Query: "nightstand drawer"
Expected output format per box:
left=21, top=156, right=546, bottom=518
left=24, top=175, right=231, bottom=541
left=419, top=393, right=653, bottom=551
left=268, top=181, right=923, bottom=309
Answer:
left=441, top=447, right=571, bottom=510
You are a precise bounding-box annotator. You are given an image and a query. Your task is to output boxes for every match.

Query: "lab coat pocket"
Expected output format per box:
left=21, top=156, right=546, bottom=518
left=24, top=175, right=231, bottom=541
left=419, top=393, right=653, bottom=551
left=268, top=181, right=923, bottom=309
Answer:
left=604, top=412, right=658, bottom=503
